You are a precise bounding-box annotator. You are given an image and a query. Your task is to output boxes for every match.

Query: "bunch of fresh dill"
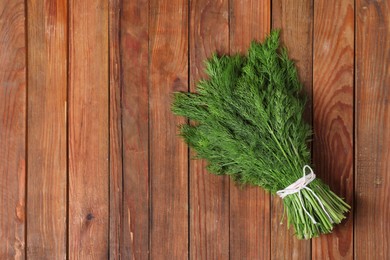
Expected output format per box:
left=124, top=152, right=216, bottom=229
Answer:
left=172, top=30, right=350, bottom=239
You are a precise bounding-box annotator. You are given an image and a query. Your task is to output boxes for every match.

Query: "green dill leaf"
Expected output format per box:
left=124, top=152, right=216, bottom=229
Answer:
left=172, top=29, right=350, bottom=239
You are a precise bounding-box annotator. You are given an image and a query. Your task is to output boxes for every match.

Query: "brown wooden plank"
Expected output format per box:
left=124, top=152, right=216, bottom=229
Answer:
left=312, top=0, right=354, bottom=258
left=109, top=0, right=123, bottom=258
left=355, top=0, right=390, bottom=259
left=120, top=0, right=150, bottom=258
left=189, top=0, right=229, bottom=259
left=229, top=0, right=271, bottom=259
left=271, top=0, right=312, bottom=258
left=68, top=0, right=109, bottom=258
left=149, top=0, right=189, bottom=258
left=26, top=0, right=67, bottom=258
left=0, top=0, right=26, bottom=259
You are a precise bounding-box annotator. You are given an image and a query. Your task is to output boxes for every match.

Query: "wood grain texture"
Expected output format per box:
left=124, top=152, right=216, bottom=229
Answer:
left=26, top=0, right=67, bottom=258
left=0, top=1, right=26, bottom=259
left=68, top=0, right=109, bottom=258
left=120, top=0, right=149, bottom=258
left=149, top=0, right=189, bottom=258
left=271, top=0, right=312, bottom=258
left=189, top=0, right=230, bottom=259
left=109, top=0, right=122, bottom=258
left=2, top=1, right=390, bottom=258
left=355, top=0, right=390, bottom=259
left=229, top=0, right=271, bottom=259
left=312, top=0, right=354, bottom=258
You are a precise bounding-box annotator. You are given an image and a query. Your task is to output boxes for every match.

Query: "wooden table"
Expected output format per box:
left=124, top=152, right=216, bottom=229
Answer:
left=0, top=0, right=388, bottom=259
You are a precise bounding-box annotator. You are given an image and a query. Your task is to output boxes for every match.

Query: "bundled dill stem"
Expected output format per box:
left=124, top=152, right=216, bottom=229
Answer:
left=172, top=30, right=350, bottom=239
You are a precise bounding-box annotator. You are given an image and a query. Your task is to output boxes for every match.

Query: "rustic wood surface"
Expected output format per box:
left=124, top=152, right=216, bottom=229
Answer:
left=120, top=0, right=150, bottom=258
left=149, top=0, right=189, bottom=259
left=108, top=0, right=122, bottom=258
left=26, top=0, right=67, bottom=258
left=312, top=0, right=355, bottom=259
left=189, top=0, right=230, bottom=259
left=229, top=1, right=271, bottom=259
left=68, top=0, right=109, bottom=258
left=0, top=1, right=26, bottom=259
left=271, top=0, right=312, bottom=259
left=355, top=0, right=389, bottom=259
left=0, top=0, right=389, bottom=259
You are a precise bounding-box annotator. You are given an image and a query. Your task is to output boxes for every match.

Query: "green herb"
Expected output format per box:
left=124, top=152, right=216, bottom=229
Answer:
left=172, top=30, right=350, bottom=239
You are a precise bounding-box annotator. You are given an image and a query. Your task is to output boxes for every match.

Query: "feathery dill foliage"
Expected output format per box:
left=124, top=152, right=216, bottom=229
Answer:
left=172, top=30, right=350, bottom=239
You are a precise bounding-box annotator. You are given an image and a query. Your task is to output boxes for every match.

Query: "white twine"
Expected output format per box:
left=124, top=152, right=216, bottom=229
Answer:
left=276, top=165, right=333, bottom=224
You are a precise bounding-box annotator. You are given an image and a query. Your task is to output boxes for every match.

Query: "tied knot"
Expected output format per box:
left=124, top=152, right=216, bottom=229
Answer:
left=276, top=165, right=333, bottom=225
left=276, top=165, right=316, bottom=199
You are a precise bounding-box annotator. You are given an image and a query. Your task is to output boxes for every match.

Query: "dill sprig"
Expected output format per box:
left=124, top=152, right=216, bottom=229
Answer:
left=172, top=30, right=350, bottom=239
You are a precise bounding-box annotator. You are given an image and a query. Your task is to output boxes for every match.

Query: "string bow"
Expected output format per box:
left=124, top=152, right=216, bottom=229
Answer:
left=276, top=165, right=333, bottom=224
